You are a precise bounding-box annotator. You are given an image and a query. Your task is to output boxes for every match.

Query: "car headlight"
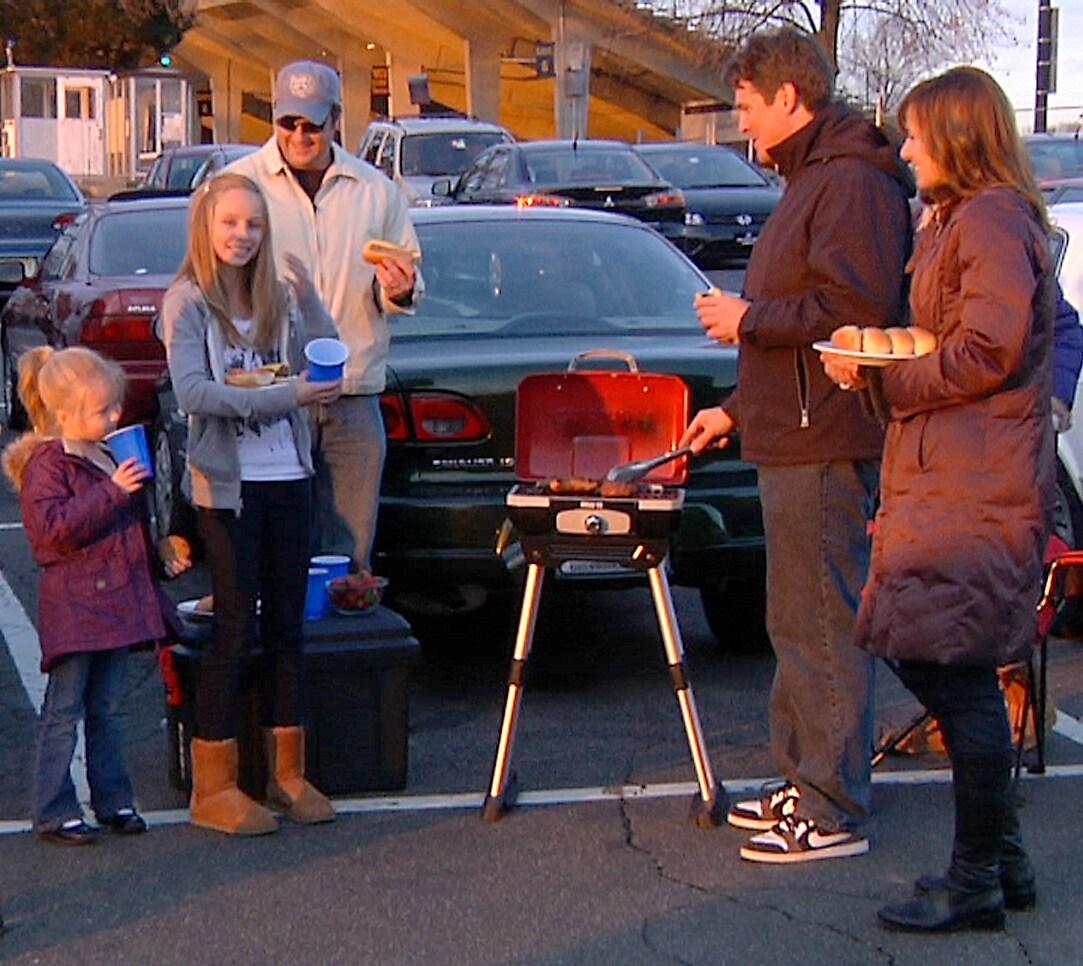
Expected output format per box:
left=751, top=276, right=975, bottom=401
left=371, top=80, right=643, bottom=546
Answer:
left=684, top=211, right=706, bottom=227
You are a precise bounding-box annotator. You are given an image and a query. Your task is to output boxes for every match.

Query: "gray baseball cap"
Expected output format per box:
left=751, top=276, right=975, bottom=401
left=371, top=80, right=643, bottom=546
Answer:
left=274, top=60, right=341, bottom=125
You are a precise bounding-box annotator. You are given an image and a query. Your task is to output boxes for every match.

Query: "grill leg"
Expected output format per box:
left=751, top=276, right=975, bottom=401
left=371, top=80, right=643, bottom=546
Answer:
left=481, top=562, right=545, bottom=821
left=647, top=566, right=726, bottom=827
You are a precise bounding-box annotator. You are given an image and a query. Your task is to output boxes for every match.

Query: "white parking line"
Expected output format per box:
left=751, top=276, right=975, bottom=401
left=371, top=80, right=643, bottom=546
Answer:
left=0, top=567, right=91, bottom=805
left=3, top=763, right=1083, bottom=836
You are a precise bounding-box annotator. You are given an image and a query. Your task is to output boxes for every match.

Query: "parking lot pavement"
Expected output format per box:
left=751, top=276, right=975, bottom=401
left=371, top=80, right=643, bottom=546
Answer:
left=4, top=422, right=1083, bottom=959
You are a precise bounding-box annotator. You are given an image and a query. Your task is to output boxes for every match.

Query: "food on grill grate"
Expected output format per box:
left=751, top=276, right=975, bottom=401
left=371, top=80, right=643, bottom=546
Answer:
left=599, top=480, right=637, bottom=498
left=546, top=476, right=601, bottom=495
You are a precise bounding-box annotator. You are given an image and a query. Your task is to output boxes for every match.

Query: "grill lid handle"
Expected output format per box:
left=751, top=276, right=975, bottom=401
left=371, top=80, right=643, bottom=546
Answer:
left=567, top=349, right=639, bottom=373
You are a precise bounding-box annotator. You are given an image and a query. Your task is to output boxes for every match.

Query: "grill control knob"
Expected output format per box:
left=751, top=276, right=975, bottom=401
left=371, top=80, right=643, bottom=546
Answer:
left=584, top=514, right=605, bottom=534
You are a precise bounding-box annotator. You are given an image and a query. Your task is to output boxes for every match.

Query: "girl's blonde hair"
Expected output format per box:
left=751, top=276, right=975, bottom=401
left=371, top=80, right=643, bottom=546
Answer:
left=898, top=67, right=1047, bottom=228
left=175, top=173, right=287, bottom=353
left=18, top=346, right=126, bottom=435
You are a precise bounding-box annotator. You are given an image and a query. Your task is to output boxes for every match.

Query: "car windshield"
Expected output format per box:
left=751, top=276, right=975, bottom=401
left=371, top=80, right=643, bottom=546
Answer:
left=523, top=147, right=661, bottom=186
left=89, top=207, right=189, bottom=276
left=167, top=155, right=210, bottom=189
left=401, top=133, right=508, bottom=177
left=401, top=218, right=708, bottom=338
left=0, top=161, right=79, bottom=201
left=640, top=148, right=766, bottom=189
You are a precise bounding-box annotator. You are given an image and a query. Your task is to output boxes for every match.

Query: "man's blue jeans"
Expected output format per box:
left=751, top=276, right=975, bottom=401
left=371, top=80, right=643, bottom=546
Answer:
left=311, top=394, right=386, bottom=571
left=757, top=460, right=878, bottom=832
left=32, top=649, right=134, bottom=833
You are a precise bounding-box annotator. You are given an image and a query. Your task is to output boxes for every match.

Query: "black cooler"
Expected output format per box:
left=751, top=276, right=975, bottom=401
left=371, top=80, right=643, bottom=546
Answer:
left=162, top=606, right=420, bottom=798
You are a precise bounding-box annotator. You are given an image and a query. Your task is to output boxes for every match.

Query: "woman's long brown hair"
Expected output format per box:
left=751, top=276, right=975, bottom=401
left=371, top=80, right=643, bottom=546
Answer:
left=175, top=173, right=287, bottom=353
left=898, top=66, right=1047, bottom=229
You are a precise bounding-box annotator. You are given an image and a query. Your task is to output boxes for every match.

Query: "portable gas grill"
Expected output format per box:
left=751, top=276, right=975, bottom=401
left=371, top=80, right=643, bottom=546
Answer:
left=482, top=350, right=726, bottom=826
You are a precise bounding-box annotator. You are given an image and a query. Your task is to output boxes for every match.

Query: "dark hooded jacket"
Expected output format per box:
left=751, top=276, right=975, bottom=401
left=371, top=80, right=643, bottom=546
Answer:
left=855, top=188, right=1056, bottom=666
left=2, top=434, right=173, bottom=671
left=727, top=102, right=913, bottom=465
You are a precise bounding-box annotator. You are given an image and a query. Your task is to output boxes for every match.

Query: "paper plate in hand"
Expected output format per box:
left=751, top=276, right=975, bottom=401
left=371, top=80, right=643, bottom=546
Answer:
left=812, top=341, right=917, bottom=367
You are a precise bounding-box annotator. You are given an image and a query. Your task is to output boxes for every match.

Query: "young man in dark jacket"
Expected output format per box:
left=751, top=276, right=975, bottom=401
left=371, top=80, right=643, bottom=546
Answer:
left=680, top=27, right=913, bottom=862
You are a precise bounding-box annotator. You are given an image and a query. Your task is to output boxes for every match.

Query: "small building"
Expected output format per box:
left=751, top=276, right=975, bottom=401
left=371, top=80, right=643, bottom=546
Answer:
left=1, top=64, right=198, bottom=182
left=1, top=66, right=109, bottom=175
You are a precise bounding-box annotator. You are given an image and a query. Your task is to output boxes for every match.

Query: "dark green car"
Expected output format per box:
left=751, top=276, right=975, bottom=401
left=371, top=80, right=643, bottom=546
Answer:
left=373, top=207, right=763, bottom=647
left=153, top=206, right=765, bottom=648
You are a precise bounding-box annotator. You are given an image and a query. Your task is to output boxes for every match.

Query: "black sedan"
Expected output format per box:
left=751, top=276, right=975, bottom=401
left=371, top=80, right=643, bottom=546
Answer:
left=435, top=139, right=686, bottom=236
left=153, top=207, right=765, bottom=651
left=634, top=142, right=781, bottom=267
left=0, top=158, right=86, bottom=311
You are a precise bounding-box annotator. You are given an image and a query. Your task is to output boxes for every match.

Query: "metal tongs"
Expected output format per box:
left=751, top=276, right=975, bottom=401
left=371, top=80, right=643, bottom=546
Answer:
left=604, top=445, right=695, bottom=484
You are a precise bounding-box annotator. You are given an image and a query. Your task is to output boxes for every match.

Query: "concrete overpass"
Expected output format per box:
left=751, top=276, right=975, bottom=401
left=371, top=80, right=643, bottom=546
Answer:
left=176, top=0, right=734, bottom=150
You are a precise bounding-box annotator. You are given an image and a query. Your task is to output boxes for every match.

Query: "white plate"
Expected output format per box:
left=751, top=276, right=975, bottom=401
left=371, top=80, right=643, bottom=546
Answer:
left=177, top=599, right=214, bottom=621
left=176, top=598, right=261, bottom=620
left=811, top=340, right=918, bottom=367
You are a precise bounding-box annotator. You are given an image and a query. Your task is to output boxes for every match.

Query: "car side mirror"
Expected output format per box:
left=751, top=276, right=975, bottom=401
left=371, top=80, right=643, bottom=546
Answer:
left=431, top=178, right=452, bottom=197
left=0, top=262, right=25, bottom=285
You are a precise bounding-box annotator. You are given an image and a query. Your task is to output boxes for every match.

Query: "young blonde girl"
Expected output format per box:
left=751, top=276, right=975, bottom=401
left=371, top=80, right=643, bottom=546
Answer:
left=161, top=172, right=341, bottom=835
left=3, top=346, right=179, bottom=845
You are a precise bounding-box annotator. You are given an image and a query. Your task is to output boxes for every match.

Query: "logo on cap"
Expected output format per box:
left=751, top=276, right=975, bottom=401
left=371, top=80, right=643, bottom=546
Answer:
left=289, top=73, right=317, bottom=98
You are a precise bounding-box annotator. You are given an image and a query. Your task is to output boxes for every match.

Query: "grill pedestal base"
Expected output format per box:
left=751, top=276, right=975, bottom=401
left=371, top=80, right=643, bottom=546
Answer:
left=481, top=560, right=727, bottom=826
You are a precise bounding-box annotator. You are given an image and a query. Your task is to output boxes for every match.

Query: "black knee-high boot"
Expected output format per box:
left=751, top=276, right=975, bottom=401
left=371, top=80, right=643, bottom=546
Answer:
left=879, top=751, right=1010, bottom=931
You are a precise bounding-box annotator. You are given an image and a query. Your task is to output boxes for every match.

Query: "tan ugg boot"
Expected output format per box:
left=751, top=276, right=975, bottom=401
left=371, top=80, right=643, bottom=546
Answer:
left=189, top=737, right=278, bottom=835
left=264, top=726, right=336, bottom=824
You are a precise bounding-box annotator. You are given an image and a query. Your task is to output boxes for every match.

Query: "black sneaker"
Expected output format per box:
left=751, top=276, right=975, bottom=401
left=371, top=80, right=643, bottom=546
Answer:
left=36, top=818, right=99, bottom=847
left=727, top=782, right=800, bottom=831
left=99, top=808, right=147, bottom=835
left=740, top=813, right=869, bottom=864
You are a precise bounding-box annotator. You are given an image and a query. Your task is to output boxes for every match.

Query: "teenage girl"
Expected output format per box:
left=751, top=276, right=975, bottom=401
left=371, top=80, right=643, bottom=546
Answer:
left=3, top=346, right=184, bottom=845
left=161, top=172, right=342, bottom=835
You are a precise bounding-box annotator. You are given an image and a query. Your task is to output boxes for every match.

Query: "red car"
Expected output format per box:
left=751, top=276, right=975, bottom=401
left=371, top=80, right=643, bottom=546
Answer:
left=1, top=194, right=189, bottom=429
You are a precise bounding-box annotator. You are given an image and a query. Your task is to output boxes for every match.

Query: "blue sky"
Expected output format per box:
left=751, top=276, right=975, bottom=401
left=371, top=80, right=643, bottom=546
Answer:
left=976, top=0, right=1083, bottom=132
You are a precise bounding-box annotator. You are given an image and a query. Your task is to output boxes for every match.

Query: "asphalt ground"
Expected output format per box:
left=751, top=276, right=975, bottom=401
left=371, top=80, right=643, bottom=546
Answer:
left=4, top=392, right=1083, bottom=959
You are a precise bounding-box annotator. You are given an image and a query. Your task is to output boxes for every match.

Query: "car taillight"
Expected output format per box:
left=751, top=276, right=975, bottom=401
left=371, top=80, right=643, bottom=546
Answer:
left=515, top=193, right=571, bottom=208
left=380, top=393, right=410, bottom=441
left=51, top=211, right=79, bottom=231
left=379, top=390, right=490, bottom=442
left=644, top=188, right=685, bottom=208
left=81, top=290, right=160, bottom=343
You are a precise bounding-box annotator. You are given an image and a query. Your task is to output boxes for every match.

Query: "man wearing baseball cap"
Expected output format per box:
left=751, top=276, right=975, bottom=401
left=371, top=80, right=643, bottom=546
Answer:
left=228, top=59, right=421, bottom=578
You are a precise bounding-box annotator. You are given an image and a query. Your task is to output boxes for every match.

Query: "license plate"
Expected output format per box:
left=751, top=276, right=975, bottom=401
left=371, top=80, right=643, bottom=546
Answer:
left=559, top=559, right=628, bottom=578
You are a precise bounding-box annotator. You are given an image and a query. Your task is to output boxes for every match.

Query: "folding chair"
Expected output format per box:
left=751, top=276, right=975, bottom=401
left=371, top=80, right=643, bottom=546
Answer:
left=871, top=539, right=1079, bottom=781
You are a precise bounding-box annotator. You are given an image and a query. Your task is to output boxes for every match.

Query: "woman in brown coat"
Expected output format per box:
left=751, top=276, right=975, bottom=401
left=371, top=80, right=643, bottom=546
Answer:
left=823, top=67, right=1056, bottom=932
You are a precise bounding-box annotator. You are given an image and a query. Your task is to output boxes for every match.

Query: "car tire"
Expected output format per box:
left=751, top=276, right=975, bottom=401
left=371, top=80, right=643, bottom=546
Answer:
left=699, top=578, right=770, bottom=653
left=151, top=416, right=186, bottom=546
left=3, top=346, right=27, bottom=431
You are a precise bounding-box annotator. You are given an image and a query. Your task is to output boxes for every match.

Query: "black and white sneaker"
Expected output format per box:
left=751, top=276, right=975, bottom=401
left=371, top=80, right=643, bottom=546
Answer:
left=727, top=782, right=800, bottom=831
left=740, top=813, right=869, bottom=864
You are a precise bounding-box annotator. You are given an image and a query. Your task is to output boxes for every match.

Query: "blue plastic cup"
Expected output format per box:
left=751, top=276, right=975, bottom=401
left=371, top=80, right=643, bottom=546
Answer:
left=311, top=554, right=351, bottom=580
left=304, top=567, right=330, bottom=621
left=105, top=424, right=154, bottom=479
left=304, top=338, right=348, bottom=382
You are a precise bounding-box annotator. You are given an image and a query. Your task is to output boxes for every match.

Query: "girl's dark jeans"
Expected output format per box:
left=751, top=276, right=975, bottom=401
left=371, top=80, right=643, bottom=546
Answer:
left=196, top=478, right=312, bottom=740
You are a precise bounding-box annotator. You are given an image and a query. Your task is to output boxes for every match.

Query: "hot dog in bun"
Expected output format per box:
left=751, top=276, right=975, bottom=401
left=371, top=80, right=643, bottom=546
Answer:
left=907, top=326, right=937, bottom=356
left=861, top=327, right=893, bottom=355
left=225, top=362, right=289, bottom=388
left=362, top=238, right=421, bottom=266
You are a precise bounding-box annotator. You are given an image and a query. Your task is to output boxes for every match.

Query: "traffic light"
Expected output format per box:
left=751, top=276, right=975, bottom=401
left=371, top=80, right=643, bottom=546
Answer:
left=159, top=51, right=173, bottom=68
left=534, top=41, right=555, bottom=79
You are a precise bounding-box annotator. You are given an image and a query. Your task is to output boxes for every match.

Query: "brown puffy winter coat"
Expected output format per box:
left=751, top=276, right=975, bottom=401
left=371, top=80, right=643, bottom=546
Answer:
left=855, top=188, right=1056, bottom=667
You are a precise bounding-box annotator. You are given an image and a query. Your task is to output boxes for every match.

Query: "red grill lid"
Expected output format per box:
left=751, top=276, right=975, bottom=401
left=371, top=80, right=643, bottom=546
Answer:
left=516, top=363, right=690, bottom=485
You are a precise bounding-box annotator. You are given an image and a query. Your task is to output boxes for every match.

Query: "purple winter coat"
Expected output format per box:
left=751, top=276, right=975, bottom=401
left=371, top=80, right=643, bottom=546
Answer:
left=5, top=435, right=172, bottom=671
